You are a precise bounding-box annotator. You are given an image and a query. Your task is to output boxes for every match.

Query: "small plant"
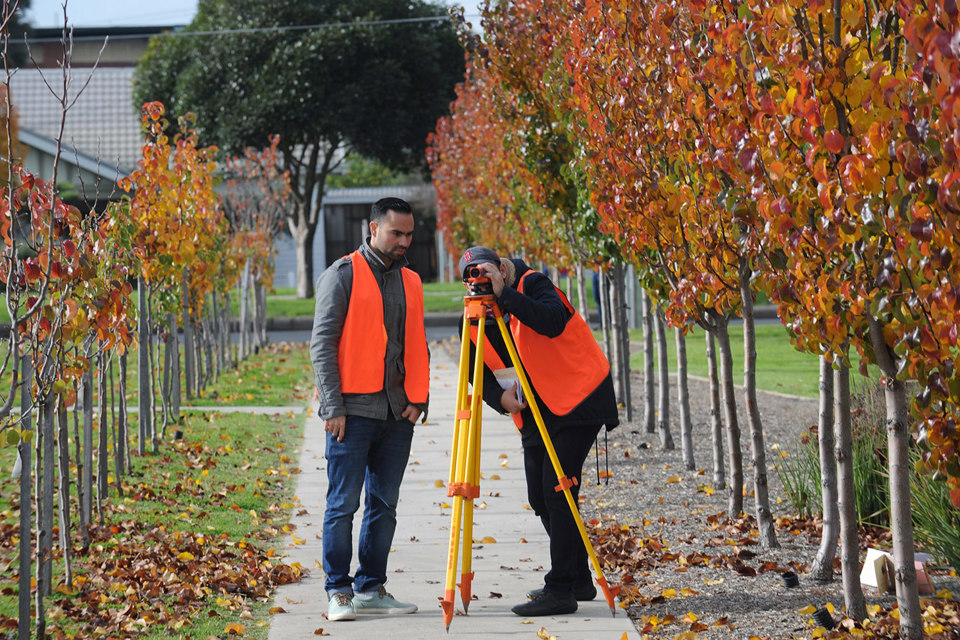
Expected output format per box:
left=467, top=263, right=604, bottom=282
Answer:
left=911, top=453, right=960, bottom=573
left=776, top=430, right=822, bottom=519
left=778, top=381, right=890, bottom=527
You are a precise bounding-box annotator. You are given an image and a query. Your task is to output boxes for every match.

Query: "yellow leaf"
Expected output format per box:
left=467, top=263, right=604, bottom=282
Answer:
left=440, top=502, right=451, bottom=509
left=479, top=536, right=497, bottom=543
left=225, top=622, right=246, bottom=635
left=825, top=602, right=835, bottom=614
left=703, top=577, right=724, bottom=586
left=292, top=536, right=305, bottom=545
left=680, top=587, right=699, bottom=597
left=683, top=612, right=699, bottom=623
left=797, top=605, right=817, bottom=614
left=177, top=551, right=195, bottom=562
left=661, top=588, right=677, bottom=598
left=667, top=475, right=682, bottom=484
left=536, top=627, right=556, bottom=640
left=935, top=589, right=954, bottom=599
left=434, top=479, right=445, bottom=488
left=812, top=626, right=826, bottom=638
left=489, top=474, right=501, bottom=480
left=269, top=606, right=287, bottom=614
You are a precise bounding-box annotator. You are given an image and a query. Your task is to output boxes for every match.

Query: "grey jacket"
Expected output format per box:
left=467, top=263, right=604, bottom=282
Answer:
left=310, top=240, right=429, bottom=422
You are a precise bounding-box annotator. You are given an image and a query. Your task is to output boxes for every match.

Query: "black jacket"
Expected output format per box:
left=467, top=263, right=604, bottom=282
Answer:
left=461, top=259, right=619, bottom=447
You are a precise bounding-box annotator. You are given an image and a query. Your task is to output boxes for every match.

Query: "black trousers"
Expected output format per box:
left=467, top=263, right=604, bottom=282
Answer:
left=522, top=423, right=602, bottom=595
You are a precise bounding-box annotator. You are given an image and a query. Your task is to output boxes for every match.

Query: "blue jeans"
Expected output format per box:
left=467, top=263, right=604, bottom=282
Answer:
left=323, top=414, right=414, bottom=595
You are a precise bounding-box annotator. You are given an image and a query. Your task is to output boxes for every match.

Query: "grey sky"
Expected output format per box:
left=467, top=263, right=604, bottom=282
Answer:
left=25, top=0, right=482, bottom=29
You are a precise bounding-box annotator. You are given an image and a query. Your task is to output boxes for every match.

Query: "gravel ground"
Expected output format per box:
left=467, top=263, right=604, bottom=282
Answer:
left=578, top=370, right=958, bottom=639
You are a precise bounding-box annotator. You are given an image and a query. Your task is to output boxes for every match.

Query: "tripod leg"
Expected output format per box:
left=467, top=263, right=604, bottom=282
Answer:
left=493, top=314, right=621, bottom=616
left=459, top=315, right=487, bottom=612
left=442, top=316, right=476, bottom=630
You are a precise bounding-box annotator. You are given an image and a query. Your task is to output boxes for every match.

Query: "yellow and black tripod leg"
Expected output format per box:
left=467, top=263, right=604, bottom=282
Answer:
left=491, top=308, right=621, bottom=617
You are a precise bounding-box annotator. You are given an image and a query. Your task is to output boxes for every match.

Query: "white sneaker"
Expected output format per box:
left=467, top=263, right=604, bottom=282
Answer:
left=327, top=592, right=356, bottom=621
left=353, top=586, right=418, bottom=615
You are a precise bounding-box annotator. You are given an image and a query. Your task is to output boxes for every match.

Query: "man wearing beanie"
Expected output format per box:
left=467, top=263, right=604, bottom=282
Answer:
left=458, top=246, right=619, bottom=617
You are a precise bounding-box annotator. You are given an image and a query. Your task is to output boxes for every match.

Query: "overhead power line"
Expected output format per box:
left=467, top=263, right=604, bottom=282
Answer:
left=25, top=14, right=481, bottom=44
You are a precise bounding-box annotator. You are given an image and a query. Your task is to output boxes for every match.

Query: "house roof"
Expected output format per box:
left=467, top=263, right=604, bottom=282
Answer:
left=324, top=184, right=436, bottom=205
left=10, top=66, right=142, bottom=176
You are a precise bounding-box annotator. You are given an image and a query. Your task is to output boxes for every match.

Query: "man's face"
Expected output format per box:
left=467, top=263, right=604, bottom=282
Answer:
left=370, top=210, right=414, bottom=264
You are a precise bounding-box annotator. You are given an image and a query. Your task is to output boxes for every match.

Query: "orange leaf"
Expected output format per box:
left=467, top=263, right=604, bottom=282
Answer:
left=225, top=622, right=246, bottom=635
left=824, top=129, right=844, bottom=154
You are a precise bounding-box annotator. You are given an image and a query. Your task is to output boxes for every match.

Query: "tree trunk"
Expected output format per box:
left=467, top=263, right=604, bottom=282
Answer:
left=258, top=281, right=269, bottom=348
left=222, top=292, right=231, bottom=370
left=608, top=263, right=629, bottom=416
left=676, top=327, right=694, bottom=470
left=715, top=320, right=744, bottom=516
left=211, top=292, right=222, bottom=379
left=615, top=266, right=633, bottom=421
left=194, top=318, right=206, bottom=393
left=56, top=400, right=73, bottom=586
left=238, top=262, right=250, bottom=361
left=96, top=351, right=109, bottom=523
left=80, top=354, right=93, bottom=548
left=705, top=330, right=725, bottom=490
left=18, top=356, right=33, bottom=640
left=118, top=354, right=129, bottom=476
left=222, top=291, right=233, bottom=370
left=167, top=313, right=181, bottom=420
left=137, top=279, right=150, bottom=457
left=182, top=269, right=195, bottom=399
left=834, top=364, right=867, bottom=618
left=738, top=262, right=778, bottom=548
left=641, top=289, right=656, bottom=434
left=868, top=317, right=921, bottom=638
left=598, top=266, right=614, bottom=377
left=810, top=356, right=838, bottom=582
left=653, top=307, right=674, bottom=450
left=575, top=264, right=589, bottom=322
left=148, top=315, right=160, bottom=451
left=294, top=220, right=317, bottom=299
left=204, top=316, right=216, bottom=386
left=38, top=391, right=55, bottom=602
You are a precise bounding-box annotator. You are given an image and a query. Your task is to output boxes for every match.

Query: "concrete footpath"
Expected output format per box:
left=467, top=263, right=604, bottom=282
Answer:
left=267, top=343, right=639, bottom=640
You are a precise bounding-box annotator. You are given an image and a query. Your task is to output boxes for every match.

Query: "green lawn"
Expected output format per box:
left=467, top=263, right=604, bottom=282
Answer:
left=0, top=344, right=314, bottom=639
left=626, top=322, right=822, bottom=398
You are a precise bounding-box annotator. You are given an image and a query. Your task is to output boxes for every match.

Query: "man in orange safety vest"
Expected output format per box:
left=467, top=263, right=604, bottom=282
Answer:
left=310, top=197, right=429, bottom=621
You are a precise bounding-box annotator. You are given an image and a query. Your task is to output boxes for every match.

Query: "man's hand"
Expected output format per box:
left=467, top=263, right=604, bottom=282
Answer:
left=401, top=404, right=423, bottom=424
left=476, top=261, right=505, bottom=297
left=464, top=261, right=505, bottom=297
left=325, top=415, right=346, bottom=442
left=500, top=382, right=527, bottom=414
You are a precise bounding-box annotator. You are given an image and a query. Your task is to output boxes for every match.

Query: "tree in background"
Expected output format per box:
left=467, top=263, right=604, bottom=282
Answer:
left=132, top=0, right=464, bottom=297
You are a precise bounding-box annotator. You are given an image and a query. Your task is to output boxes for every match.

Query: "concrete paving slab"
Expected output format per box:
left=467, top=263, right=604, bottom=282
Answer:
left=268, top=344, right=639, bottom=640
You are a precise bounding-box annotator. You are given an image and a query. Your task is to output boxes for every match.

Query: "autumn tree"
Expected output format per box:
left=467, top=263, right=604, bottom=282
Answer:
left=133, top=0, right=464, bottom=297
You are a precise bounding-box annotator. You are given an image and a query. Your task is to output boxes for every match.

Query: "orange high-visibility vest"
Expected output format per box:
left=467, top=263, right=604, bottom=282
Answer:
left=508, top=270, right=609, bottom=416
left=338, top=250, right=429, bottom=404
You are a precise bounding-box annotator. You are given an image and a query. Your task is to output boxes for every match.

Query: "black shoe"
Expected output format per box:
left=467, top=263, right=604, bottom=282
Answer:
left=526, top=582, right=597, bottom=602
left=511, top=591, right=578, bottom=616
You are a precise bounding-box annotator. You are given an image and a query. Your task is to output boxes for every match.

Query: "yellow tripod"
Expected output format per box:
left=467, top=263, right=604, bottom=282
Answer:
left=440, top=293, right=620, bottom=631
